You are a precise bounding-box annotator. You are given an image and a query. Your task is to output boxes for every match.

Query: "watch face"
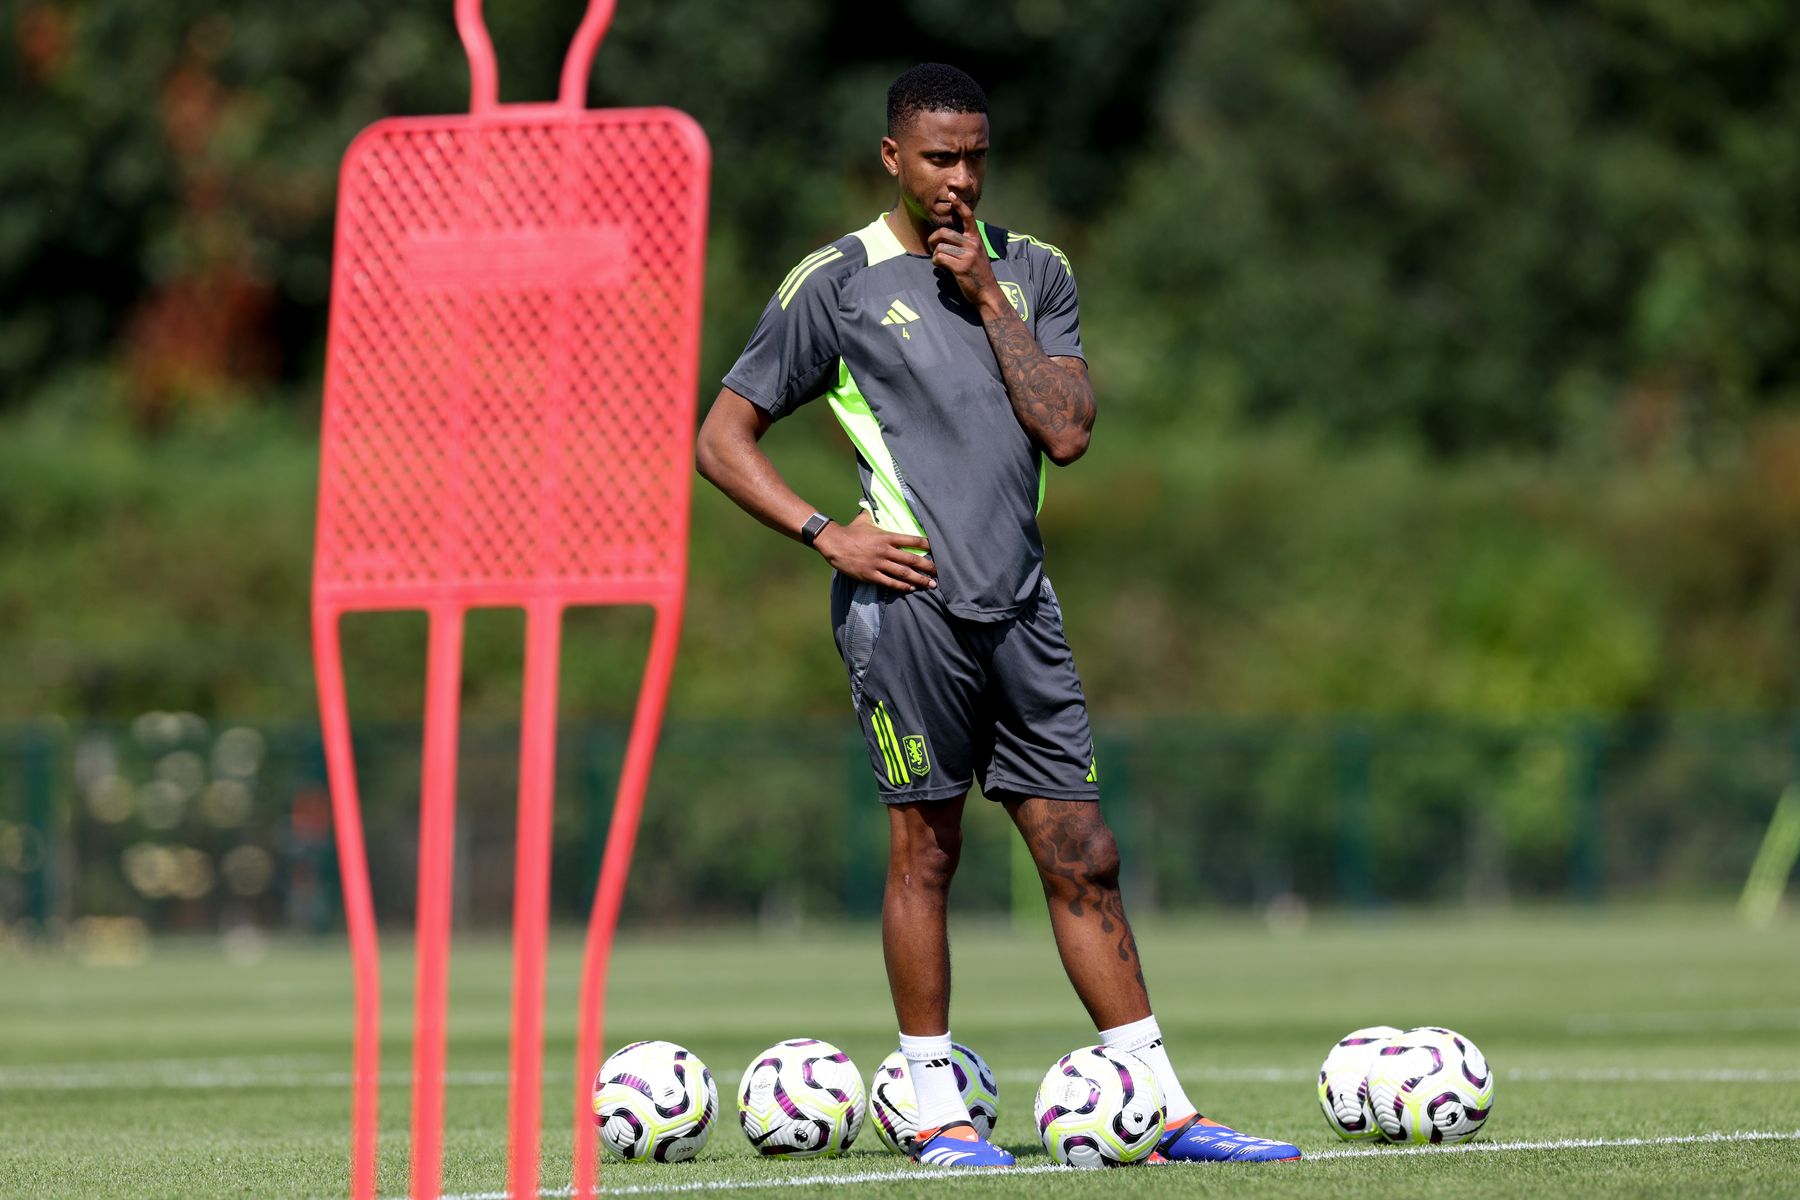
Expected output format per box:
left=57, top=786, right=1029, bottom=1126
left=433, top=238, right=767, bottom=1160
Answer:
left=802, top=513, right=829, bottom=544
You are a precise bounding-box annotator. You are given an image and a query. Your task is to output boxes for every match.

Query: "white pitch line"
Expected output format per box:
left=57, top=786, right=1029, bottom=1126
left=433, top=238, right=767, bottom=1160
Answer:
left=10, top=1063, right=1800, bottom=1091
left=1305, top=1128, right=1800, bottom=1162
left=0, top=1067, right=517, bottom=1091
left=600, top=1164, right=1073, bottom=1196
left=404, top=1129, right=1800, bottom=1200
left=1505, top=1067, right=1800, bottom=1084
left=0, top=1053, right=327, bottom=1075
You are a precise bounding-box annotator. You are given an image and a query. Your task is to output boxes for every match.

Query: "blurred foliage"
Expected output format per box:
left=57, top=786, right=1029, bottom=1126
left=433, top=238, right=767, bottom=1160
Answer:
left=1094, top=0, right=1800, bottom=452
left=8, top=715, right=1795, bottom=929
left=5, top=401, right=1798, bottom=722
left=2, top=0, right=1799, bottom=726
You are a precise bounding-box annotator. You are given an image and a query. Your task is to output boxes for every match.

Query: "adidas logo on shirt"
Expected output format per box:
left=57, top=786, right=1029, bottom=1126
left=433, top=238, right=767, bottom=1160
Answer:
left=881, top=298, right=921, bottom=338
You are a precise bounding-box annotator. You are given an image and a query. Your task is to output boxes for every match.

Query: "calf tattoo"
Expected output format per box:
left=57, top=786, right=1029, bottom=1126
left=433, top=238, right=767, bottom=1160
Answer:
left=1020, top=801, right=1147, bottom=992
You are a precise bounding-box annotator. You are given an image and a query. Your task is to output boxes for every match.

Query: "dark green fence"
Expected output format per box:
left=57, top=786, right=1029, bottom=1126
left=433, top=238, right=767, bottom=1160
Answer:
left=2, top=715, right=1797, bottom=941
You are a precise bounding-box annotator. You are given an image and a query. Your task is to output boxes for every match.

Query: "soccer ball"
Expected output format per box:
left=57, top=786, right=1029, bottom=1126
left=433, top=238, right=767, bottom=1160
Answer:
left=867, top=1043, right=1001, bottom=1154
left=591, top=1039, right=718, bottom=1162
left=737, top=1038, right=867, bottom=1157
left=1034, top=1045, right=1165, bottom=1168
left=1317, top=1025, right=1402, bottom=1140
left=1365, top=1026, right=1496, bottom=1144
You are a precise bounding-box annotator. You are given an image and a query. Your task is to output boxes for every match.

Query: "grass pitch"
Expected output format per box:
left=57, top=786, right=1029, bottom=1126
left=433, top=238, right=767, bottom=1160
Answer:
left=2, top=905, right=1798, bottom=1198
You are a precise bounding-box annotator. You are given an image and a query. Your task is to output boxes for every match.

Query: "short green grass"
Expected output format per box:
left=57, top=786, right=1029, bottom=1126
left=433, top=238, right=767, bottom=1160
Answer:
left=2, top=905, right=1798, bottom=1198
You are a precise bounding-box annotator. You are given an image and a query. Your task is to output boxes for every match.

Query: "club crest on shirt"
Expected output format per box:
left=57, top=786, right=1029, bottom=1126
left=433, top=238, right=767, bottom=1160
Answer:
left=901, top=734, right=932, bottom=777
left=999, top=281, right=1028, bottom=321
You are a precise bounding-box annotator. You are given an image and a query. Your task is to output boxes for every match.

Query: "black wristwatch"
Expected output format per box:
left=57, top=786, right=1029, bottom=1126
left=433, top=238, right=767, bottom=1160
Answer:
left=800, top=512, right=832, bottom=547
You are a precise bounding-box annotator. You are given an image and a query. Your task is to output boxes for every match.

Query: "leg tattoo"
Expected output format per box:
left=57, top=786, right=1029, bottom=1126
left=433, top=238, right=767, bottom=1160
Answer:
left=1009, top=797, right=1149, bottom=1023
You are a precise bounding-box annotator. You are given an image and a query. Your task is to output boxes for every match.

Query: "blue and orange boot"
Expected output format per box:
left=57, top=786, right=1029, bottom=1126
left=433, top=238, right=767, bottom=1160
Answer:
left=1155, top=1113, right=1301, bottom=1163
left=910, top=1120, right=1015, bottom=1168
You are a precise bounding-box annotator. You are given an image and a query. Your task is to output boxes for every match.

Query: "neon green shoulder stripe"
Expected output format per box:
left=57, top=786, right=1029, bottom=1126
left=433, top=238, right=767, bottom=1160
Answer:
left=855, top=214, right=999, bottom=262
left=779, top=246, right=844, bottom=309
left=778, top=245, right=837, bottom=296
left=852, top=215, right=907, bottom=266
left=1007, top=231, right=1072, bottom=277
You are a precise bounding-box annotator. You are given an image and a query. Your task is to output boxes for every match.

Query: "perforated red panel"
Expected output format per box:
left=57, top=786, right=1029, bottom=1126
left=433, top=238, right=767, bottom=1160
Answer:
left=314, top=111, right=710, bottom=607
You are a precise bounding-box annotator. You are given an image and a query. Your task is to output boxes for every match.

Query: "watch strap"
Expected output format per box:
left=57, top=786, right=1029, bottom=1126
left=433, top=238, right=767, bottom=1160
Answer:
left=800, top=512, right=832, bottom=547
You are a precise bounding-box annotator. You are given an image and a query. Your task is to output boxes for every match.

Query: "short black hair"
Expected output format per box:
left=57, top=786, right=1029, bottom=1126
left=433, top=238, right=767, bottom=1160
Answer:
left=887, top=63, right=988, bottom=136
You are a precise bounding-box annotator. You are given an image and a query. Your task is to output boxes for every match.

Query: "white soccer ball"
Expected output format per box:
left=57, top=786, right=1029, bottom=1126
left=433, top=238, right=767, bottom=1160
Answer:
left=591, top=1039, right=718, bottom=1163
left=867, top=1043, right=1001, bottom=1154
left=737, top=1038, right=867, bottom=1157
left=1034, top=1045, right=1165, bottom=1168
left=1317, top=1025, right=1402, bottom=1140
left=1365, top=1026, right=1496, bottom=1144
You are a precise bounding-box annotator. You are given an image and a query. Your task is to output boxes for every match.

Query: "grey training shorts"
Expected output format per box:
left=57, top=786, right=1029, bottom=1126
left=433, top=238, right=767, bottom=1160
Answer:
left=830, top=572, right=1100, bottom=804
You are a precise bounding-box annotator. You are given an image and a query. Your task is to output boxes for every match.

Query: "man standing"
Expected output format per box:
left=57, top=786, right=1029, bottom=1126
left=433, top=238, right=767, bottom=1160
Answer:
left=696, top=63, right=1300, bottom=1168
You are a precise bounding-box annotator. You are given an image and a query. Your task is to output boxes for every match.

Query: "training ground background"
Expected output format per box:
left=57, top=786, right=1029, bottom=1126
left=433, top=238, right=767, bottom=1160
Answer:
left=1, top=905, right=1796, bottom=1198
left=6, top=6, right=1800, bottom=1197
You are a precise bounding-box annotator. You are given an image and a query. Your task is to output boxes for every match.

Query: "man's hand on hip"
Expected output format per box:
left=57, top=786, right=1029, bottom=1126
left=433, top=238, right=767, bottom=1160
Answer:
left=814, top=511, right=938, bottom=593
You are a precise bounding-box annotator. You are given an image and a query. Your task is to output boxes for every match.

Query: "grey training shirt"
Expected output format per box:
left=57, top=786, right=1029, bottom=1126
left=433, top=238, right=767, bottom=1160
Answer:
left=723, top=214, right=1085, bottom=621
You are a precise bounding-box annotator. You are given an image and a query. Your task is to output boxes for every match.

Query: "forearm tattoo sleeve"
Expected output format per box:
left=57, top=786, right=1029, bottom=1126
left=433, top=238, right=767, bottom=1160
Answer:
left=982, top=311, right=1094, bottom=446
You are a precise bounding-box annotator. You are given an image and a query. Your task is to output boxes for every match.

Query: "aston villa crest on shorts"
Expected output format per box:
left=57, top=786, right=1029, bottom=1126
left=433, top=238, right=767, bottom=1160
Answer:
left=901, top=734, right=932, bottom=777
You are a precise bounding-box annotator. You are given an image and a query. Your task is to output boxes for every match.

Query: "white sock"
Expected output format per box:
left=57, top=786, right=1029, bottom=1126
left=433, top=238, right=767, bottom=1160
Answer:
left=898, top=1031, right=970, bottom=1133
left=1099, top=1014, right=1196, bottom=1119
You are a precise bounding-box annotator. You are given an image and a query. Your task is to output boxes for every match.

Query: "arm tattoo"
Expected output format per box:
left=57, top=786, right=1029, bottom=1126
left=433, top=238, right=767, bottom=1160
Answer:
left=982, top=310, right=1094, bottom=451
